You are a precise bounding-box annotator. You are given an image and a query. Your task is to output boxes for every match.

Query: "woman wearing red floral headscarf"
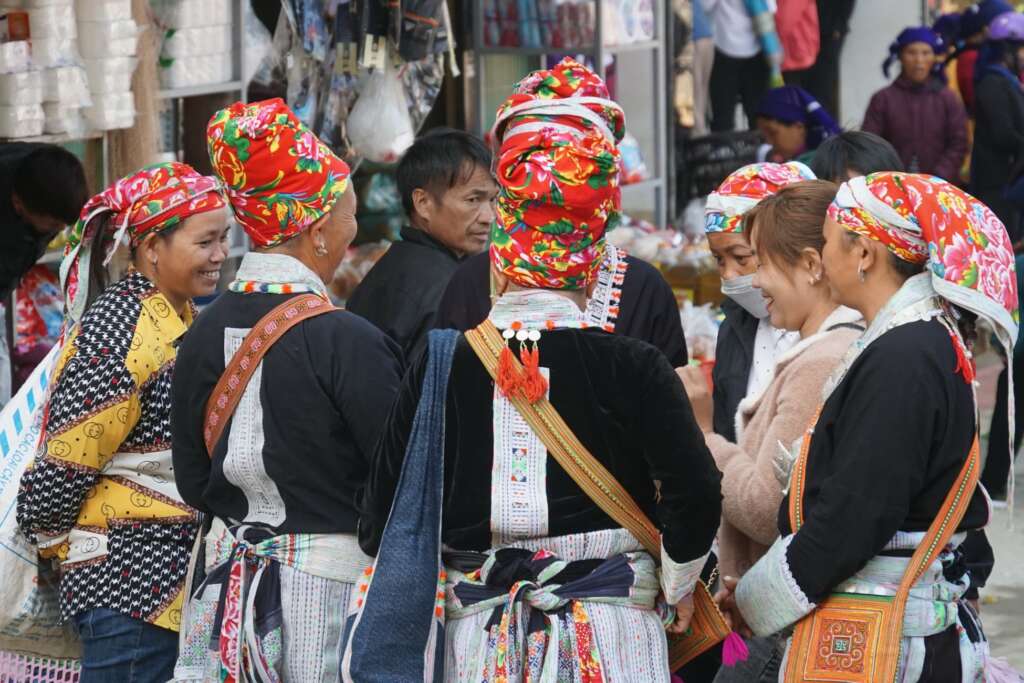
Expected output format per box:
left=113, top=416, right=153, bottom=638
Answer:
left=731, top=173, right=1018, bottom=681
left=16, top=162, right=229, bottom=682
left=170, top=99, right=404, bottom=682
left=358, top=58, right=721, bottom=681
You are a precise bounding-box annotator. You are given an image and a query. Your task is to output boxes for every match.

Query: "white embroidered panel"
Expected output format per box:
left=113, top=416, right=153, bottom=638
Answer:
left=584, top=244, right=625, bottom=332
left=490, top=368, right=550, bottom=545
left=221, top=327, right=287, bottom=527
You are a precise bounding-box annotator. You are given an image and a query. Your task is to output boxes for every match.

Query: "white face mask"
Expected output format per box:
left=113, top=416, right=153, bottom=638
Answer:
left=721, top=273, right=770, bottom=319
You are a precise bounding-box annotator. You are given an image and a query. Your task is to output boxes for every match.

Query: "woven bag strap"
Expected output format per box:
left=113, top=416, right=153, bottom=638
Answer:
left=203, top=294, right=336, bottom=457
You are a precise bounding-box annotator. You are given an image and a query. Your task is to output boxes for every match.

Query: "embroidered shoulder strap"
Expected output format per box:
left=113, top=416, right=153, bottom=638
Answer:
left=788, top=409, right=980, bottom=600
left=203, top=294, right=336, bottom=457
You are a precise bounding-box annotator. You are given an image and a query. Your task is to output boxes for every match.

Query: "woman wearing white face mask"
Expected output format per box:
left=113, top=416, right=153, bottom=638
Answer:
left=680, top=162, right=813, bottom=444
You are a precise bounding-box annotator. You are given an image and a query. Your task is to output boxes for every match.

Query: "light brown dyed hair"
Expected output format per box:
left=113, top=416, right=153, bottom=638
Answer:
left=746, top=179, right=839, bottom=267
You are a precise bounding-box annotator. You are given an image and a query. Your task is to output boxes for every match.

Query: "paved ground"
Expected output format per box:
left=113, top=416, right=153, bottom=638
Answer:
left=974, top=357, right=1023, bottom=667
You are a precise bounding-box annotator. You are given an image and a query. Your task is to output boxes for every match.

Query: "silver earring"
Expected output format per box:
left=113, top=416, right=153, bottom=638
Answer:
left=315, top=244, right=328, bottom=256
left=858, top=265, right=866, bottom=283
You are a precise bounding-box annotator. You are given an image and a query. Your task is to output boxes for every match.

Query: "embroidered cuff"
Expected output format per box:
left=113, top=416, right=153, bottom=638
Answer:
left=661, top=545, right=708, bottom=605
left=735, top=535, right=815, bottom=636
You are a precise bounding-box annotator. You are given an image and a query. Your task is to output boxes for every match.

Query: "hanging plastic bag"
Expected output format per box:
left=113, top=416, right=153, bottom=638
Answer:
left=347, top=62, right=415, bottom=164
left=0, top=343, right=80, bottom=661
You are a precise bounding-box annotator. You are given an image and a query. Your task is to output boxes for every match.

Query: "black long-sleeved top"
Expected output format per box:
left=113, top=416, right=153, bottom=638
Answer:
left=711, top=299, right=758, bottom=443
left=172, top=289, right=404, bottom=535
left=971, top=72, right=1024, bottom=194
left=347, top=226, right=464, bottom=359
left=433, top=250, right=689, bottom=367
left=359, top=329, right=722, bottom=563
left=781, top=320, right=989, bottom=603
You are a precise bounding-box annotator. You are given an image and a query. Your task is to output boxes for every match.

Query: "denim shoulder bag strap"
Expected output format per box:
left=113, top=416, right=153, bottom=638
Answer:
left=340, top=328, right=458, bottom=683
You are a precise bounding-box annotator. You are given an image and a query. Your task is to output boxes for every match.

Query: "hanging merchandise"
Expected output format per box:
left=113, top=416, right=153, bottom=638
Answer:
left=348, top=61, right=415, bottom=163
left=249, top=1, right=449, bottom=168
left=398, top=0, right=449, bottom=61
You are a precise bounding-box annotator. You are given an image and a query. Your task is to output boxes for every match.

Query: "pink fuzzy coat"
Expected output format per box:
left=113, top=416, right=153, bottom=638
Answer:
left=704, top=306, right=863, bottom=580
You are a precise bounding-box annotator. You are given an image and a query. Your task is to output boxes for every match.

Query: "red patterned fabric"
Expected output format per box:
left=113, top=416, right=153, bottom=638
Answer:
left=62, top=162, right=225, bottom=325
left=68, top=161, right=224, bottom=253
left=207, top=98, right=351, bottom=248
left=489, top=58, right=625, bottom=290
left=704, top=162, right=816, bottom=233
left=829, top=171, right=1019, bottom=342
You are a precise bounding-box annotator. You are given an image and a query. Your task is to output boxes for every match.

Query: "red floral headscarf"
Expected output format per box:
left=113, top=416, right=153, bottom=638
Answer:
left=489, top=57, right=625, bottom=290
left=829, top=172, right=1019, bottom=352
left=206, top=98, right=351, bottom=248
left=704, top=162, right=816, bottom=233
left=62, top=161, right=225, bottom=324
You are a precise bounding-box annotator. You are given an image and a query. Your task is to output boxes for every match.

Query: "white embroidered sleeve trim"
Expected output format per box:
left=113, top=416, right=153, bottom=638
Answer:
left=735, top=534, right=815, bottom=636
left=660, top=545, right=708, bottom=605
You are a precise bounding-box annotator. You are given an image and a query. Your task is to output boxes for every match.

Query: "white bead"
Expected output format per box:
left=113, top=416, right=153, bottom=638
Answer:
left=516, top=330, right=529, bottom=342
left=503, top=329, right=515, bottom=339
left=528, top=330, right=541, bottom=342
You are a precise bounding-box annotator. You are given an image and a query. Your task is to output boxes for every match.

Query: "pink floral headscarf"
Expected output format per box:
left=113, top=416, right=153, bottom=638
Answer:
left=830, top=172, right=1019, bottom=357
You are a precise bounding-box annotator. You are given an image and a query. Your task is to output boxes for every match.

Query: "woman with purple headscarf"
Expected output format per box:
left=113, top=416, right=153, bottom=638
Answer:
left=862, top=26, right=968, bottom=183
left=754, top=85, right=841, bottom=164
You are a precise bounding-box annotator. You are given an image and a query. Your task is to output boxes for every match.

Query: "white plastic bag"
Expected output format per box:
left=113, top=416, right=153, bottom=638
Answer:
left=347, top=63, right=415, bottom=164
left=0, top=344, right=80, bottom=660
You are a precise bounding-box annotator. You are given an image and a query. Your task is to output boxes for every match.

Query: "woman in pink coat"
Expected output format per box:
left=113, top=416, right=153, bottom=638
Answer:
left=680, top=179, right=862, bottom=682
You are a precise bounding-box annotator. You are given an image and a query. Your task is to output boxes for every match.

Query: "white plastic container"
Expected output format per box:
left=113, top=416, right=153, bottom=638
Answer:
left=85, top=91, right=134, bottom=130
left=161, top=24, right=232, bottom=58
left=75, top=0, right=132, bottom=22
left=42, top=101, right=86, bottom=134
left=0, top=70, right=42, bottom=106
left=0, top=40, right=30, bottom=73
left=154, top=0, right=231, bottom=28
left=26, top=3, right=76, bottom=39
left=30, top=36, right=77, bottom=67
left=0, top=103, right=44, bottom=137
left=42, top=65, right=91, bottom=105
left=83, top=56, right=136, bottom=94
left=159, top=51, right=231, bottom=89
left=22, top=0, right=72, bottom=7
left=77, top=19, right=138, bottom=58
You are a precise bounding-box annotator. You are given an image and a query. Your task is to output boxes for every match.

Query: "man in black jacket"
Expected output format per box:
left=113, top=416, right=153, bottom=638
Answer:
left=0, top=143, right=88, bottom=405
left=347, top=128, right=498, bottom=358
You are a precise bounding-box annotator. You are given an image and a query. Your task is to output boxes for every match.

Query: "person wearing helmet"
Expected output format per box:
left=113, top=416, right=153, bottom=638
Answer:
left=971, top=10, right=1024, bottom=243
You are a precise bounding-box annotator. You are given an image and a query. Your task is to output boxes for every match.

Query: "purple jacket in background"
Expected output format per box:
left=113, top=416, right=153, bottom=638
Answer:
left=862, top=77, right=968, bottom=183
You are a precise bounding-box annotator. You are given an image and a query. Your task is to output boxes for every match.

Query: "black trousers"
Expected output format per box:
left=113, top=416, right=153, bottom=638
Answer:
left=709, top=49, right=771, bottom=132
left=983, top=348, right=1023, bottom=498
left=783, top=33, right=846, bottom=118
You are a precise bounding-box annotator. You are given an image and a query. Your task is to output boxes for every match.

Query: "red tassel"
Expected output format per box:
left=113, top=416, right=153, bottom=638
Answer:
left=948, top=328, right=976, bottom=384
left=520, top=343, right=548, bottom=404
left=721, top=631, right=750, bottom=667
left=496, top=345, right=522, bottom=398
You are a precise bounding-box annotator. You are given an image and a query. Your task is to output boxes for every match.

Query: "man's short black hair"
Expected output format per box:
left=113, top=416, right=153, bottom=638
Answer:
left=396, top=128, right=492, bottom=216
left=13, top=145, right=88, bottom=225
left=810, top=131, right=904, bottom=182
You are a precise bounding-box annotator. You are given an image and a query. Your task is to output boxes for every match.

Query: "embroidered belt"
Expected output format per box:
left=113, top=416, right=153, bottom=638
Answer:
left=445, top=547, right=665, bottom=681
left=197, top=525, right=369, bottom=682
